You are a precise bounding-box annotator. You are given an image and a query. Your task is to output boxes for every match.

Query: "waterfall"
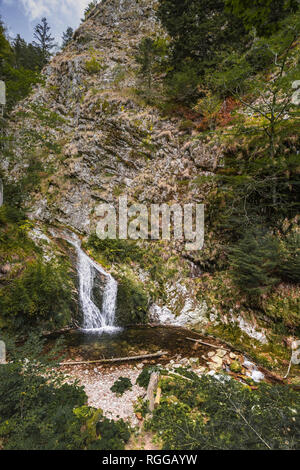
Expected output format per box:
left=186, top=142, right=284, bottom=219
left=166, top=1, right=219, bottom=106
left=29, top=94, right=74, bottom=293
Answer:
left=57, top=231, right=120, bottom=333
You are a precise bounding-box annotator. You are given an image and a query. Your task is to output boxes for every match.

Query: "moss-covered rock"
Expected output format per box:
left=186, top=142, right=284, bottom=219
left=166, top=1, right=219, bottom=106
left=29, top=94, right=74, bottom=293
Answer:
left=115, top=276, right=149, bottom=326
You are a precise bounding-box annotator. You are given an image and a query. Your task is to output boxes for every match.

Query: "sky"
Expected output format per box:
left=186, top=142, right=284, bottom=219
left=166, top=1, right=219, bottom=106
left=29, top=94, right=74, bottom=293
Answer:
left=0, top=0, right=94, bottom=45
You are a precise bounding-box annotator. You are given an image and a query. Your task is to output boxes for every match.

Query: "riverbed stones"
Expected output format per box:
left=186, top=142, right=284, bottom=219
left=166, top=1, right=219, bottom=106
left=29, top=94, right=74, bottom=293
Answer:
left=216, top=349, right=227, bottom=358
left=211, top=356, right=223, bottom=367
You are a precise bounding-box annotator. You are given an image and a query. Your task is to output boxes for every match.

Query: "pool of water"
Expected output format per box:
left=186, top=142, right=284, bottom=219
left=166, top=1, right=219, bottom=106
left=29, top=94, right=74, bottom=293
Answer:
left=49, top=325, right=209, bottom=363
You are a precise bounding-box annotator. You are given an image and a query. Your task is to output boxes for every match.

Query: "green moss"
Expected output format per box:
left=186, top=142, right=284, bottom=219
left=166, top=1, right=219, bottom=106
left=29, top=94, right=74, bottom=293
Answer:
left=115, top=276, right=149, bottom=326
left=230, top=361, right=242, bottom=373
left=263, top=289, right=300, bottom=333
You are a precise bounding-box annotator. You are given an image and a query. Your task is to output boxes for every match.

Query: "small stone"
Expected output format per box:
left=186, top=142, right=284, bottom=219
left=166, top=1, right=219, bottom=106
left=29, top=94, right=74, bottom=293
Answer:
left=137, top=363, right=144, bottom=370
left=229, top=353, right=236, bottom=359
left=208, top=351, right=215, bottom=358
left=216, top=349, right=227, bottom=358
left=211, top=356, right=223, bottom=367
left=207, top=370, right=216, bottom=376
left=208, top=362, right=219, bottom=371
left=0, top=264, right=11, bottom=275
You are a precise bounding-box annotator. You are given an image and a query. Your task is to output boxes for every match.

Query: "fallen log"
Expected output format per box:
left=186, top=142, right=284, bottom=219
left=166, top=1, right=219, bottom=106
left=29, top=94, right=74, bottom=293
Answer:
left=168, top=371, right=193, bottom=382
left=59, top=351, right=167, bottom=366
left=186, top=337, right=230, bottom=352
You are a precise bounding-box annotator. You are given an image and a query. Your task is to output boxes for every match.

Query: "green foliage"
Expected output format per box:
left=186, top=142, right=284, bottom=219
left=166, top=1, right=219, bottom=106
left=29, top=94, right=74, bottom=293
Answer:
left=229, top=230, right=281, bottom=301
left=225, top=0, right=299, bottom=36
left=147, top=373, right=300, bottom=450
left=278, top=228, right=300, bottom=283
left=83, top=1, right=99, bottom=21
left=263, top=287, right=300, bottom=332
left=228, top=227, right=300, bottom=311
left=136, top=366, right=160, bottom=389
left=0, top=17, right=43, bottom=111
left=157, top=0, right=248, bottom=104
left=208, top=23, right=300, bottom=234
left=0, top=335, right=131, bottom=450
left=135, top=37, right=168, bottom=92
left=116, top=276, right=149, bottom=326
left=165, top=64, right=200, bottom=104
left=85, top=56, right=102, bottom=74
left=32, top=17, right=56, bottom=67
left=87, top=235, right=144, bottom=264
left=62, top=27, right=74, bottom=49
left=4, top=66, right=41, bottom=109
left=0, top=258, right=75, bottom=331
left=110, top=377, right=133, bottom=396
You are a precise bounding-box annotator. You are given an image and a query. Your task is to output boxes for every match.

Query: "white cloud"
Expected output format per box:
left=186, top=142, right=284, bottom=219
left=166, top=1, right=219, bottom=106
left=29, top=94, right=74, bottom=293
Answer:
left=19, top=0, right=91, bottom=22
left=8, top=0, right=94, bottom=43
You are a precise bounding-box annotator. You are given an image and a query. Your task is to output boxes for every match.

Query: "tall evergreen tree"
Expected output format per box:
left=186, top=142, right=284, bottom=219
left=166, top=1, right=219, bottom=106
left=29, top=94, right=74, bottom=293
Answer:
left=225, top=0, right=299, bottom=36
left=13, top=35, right=42, bottom=71
left=157, top=0, right=247, bottom=72
left=62, top=27, right=73, bottom=49
left=33, top=17, right=56, bottom=67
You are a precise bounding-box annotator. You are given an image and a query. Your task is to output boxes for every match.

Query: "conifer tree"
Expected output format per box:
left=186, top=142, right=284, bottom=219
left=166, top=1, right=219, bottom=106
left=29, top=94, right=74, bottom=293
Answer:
left=33, top=17, right=56, bottom=67
left=62, top=27, right=73, bottom=49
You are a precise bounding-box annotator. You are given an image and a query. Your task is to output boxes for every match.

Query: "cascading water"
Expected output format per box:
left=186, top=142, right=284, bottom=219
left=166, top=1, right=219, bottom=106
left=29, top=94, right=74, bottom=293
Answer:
left=77, top=247, right=118, bottom=332
left=55, top=230, right=120, bottom=333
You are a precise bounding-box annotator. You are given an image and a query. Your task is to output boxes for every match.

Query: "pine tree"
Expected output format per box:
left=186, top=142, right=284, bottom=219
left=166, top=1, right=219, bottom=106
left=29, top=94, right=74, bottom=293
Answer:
left=225, top=0, right=299, bottom=36
left=83, top=1, right=99, bottom=21
left=157, top=0, right=247, bottom=72
left=33, top=17, right=56, bottom=67
left=62, top=27, right=73, bottom=49
left=229, top=231, right=281, bottom=302
left=135, top=37, right=167, bottom=91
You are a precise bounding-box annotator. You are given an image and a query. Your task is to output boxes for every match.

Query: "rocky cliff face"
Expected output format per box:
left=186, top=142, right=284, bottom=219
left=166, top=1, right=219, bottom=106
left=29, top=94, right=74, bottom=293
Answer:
left=2, top=0, right=217, bottom=233
left=1, top=0, right=271, bottom=346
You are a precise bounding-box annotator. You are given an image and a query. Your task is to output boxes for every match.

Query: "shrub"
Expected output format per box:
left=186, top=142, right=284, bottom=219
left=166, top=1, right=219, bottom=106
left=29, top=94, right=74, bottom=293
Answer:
left=147, top=373, right=300, bottom=450
left=0, top=258, right=75, bottom=331
left=278, top=228, right=300, bottom=284
left=86, top=235, right=144, bottom=264
left=136, top=366, right=160, bottom=389
left=0, top=335, right=131, bottom=450
left=229, top=230, right=281, bottom=303
left=165, top=65, right=200, bottom=104
left=110, top=377, right=133, bottom=396
left=85, top=56, right=102, bottom=74
left=115, top=277, right=149, bottom=326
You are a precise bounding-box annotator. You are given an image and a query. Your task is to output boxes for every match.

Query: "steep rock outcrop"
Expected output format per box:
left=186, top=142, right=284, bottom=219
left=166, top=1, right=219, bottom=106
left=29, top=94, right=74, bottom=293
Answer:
left=2, top=0, right=214, bottom=234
